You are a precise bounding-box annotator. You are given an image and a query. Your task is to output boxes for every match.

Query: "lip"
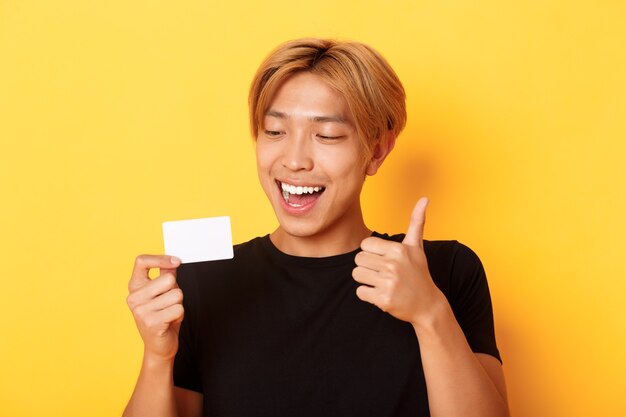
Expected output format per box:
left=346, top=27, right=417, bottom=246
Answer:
left=275, top=179, right=323, bottom=216
left=276, top=178, right=325, bottom=188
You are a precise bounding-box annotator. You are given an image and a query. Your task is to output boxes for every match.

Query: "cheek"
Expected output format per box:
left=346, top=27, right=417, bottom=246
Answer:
left=330, top=153, right=368, bottom=180
left=255, top=151, right=271, bottom=187
left=255, top=144, right=273, bottom=173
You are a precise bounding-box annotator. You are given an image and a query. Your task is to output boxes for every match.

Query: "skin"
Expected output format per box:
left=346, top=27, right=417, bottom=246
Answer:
left=124, top=255, right=202, bottom=417
left=256, top=72, right=391, bottom=257
left=123, top=71, right=509, bottom=417
left=355, top=198, right=510, bottom=416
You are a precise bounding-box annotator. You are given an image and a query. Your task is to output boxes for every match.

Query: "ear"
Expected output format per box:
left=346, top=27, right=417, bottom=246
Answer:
left=366, top=132, right=397, bottom=176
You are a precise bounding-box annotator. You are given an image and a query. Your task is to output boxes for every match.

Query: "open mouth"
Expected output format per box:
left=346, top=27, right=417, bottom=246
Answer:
left=276, top=180, right=326, bottom=208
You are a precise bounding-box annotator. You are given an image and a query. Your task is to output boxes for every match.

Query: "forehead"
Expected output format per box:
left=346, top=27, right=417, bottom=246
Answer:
left=265, top=72, right=354, bottom=123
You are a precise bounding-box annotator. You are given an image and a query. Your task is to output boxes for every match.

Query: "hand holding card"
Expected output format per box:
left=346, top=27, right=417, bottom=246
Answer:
left=162, top=216, right=234, bottom=263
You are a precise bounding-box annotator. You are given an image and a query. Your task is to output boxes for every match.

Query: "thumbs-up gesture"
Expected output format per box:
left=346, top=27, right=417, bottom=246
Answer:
left=353, top=198, right=443, bottom=326
left=126, top=255, right=184, bottom=362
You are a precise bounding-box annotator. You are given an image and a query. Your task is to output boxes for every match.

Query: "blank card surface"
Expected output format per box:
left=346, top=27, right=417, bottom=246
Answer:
left=162, top=216, right=234, bottom=263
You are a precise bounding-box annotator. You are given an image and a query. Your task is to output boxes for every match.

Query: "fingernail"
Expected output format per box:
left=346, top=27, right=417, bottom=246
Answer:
left=171, top=256, right=181, bottom=264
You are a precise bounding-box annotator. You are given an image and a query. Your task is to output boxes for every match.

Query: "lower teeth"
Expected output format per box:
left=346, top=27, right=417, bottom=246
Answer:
left=282, top=190, right=290, bottom=203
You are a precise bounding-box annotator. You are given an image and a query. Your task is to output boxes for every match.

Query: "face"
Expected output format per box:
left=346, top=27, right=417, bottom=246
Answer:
left=256, top=72, right=385, bottom=244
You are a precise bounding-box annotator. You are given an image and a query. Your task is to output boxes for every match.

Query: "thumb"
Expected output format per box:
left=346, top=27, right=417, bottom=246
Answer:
left=402, top=197, right=429, bottom=248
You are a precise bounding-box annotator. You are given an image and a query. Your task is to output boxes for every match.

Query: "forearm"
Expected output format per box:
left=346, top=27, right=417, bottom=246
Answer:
left=123, top=353, right=178, bottom=417
left=413, top=295, right=509, bottom=417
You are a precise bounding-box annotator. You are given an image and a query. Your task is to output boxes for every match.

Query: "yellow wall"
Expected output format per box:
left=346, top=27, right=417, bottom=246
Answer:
left=1, top=1, right=624, bottom=415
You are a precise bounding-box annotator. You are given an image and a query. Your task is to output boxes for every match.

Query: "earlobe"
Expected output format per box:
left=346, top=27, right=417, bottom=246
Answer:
left=366, top=133, right=397, bottom=176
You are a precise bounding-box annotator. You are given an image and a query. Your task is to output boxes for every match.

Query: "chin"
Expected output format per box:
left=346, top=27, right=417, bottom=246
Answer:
left=276, top=217, right=323, bottom=238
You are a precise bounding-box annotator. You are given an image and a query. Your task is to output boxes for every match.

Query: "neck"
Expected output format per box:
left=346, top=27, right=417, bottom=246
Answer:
left=269, top=208, right=371, bottom=257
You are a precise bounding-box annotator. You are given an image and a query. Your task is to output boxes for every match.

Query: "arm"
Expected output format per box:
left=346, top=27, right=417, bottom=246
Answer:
left=413, top=295, right=508, bottom=417
left=123, top=356, right=203, bottom=417
left=123, top=355, right=178, bottom=417
left=122, top=255, right=203, bottom=417
left=353, top=198, right=509, bottom=417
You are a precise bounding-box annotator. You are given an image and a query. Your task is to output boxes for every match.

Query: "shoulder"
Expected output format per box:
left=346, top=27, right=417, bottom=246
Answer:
left=426, top=240, right=489, bottom=308
left=373, top=232, right=481, bottom=268
left=374, top=232, right=485, bottom=296
left=425, top=240, right=483, bottom=272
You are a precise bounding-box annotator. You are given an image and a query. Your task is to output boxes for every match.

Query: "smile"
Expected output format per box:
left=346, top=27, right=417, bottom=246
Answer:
left=276, top=180, right=326, bottom=207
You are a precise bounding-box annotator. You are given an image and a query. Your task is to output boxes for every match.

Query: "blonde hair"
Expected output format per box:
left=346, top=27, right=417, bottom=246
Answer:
left=248, top=38, right=407, bottom=158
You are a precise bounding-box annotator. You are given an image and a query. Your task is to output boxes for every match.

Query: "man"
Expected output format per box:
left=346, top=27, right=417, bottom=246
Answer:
left=124, top=38, right=509, bottom=417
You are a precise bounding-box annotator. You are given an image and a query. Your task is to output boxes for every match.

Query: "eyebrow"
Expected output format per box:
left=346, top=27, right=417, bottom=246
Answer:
left=265, top=109, right=347, bottom=124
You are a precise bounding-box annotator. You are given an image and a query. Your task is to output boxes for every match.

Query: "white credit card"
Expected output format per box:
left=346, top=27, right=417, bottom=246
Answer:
left=162, top=216, right=234, bottom=263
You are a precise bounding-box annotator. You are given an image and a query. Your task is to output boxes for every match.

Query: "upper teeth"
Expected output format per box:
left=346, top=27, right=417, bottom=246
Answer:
left=281, top=182, right=323, bottom=195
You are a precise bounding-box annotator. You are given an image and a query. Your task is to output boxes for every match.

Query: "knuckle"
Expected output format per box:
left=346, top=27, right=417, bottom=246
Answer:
left=380, top=295, right=392, bottom=311
left=134, top=254, right=148, bottom=267
left=355, top=286, right=365, bottom=300
left=386, top=262, right=399, bottom=275
left=363, top=236, right=377, bottom=247
left=126, top=294, right=136, bottom=309
left=391, top=245, right=406, bottom=257
left=161, top=273, right=176, bottom=287
left=172, top=304, right=185, bottom=318
left=171, top=288, right=184, bottom=303
left=354, top=252, right=363, bottom=264
left=144, top=315, right=159, bottom=330
left=133, top=304, right=147, bottom=318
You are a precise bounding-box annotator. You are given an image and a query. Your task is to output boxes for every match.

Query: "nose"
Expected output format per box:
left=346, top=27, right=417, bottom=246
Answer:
left=281, top=132, right=314, bottom=172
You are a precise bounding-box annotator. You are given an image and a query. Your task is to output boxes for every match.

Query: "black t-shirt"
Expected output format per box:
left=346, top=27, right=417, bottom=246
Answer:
left=174, top=233, right=501, bottom=417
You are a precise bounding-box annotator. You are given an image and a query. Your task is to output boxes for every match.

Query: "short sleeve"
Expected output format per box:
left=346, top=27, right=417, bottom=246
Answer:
left=173, top=265, right=203, bottom=393
left=448, top=242, right=502, bottom=363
